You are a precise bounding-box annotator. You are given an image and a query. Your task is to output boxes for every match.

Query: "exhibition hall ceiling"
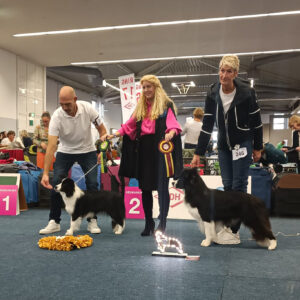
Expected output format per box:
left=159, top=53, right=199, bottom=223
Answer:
left=1, top=0, right=300, bottom=114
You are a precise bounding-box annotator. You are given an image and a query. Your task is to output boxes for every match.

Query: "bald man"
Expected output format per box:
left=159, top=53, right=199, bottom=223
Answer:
left=40, top=86, right=108, bottom=235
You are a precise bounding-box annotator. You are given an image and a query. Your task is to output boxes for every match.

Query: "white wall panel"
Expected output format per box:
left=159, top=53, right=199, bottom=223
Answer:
left=0, top=48, right=17, bottom=121
left=17, top=58, right=27, bottom=93
left=17, top=57, right=45, bottom=133
left=103, top=102, right=122, bottom=133
left=18, top=115, right=27, bottom=133
left=26, top=97, right=35, bottom=115
left=46, top=78, right=60, bottom=114
left=35, top=99, right=43, bottom=116
left=18, top=95, right=27, bottom=114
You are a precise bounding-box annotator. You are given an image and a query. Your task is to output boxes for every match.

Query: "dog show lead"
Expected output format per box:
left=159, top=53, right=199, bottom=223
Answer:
left=40, top=86, right=108, bottom=235
left=108, top=75, right=183, bottom=235
left=191, top=55, right=263, bottom=245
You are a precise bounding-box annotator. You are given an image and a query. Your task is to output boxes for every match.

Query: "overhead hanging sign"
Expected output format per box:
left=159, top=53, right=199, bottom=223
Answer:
left=135, top=81, right=142, bottom=103
left=119, top=73, right=137, bottom=123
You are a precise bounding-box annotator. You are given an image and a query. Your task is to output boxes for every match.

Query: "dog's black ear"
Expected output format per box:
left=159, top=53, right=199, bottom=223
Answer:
left=62, top=178, right=75, bottom=197
left=190, top=168, right=199, bottom=184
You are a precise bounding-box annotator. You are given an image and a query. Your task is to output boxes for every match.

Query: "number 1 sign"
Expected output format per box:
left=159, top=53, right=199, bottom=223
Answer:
left=0, top=185, right=19, bottom=215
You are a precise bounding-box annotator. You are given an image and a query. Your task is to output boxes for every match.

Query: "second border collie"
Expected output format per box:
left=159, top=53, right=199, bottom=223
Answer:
left=55, top=178, right=125, bottom=236
left=176, top=168, right=277, bottom=250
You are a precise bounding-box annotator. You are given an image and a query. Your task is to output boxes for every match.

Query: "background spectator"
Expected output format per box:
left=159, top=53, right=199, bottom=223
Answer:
left=181, top=107, right=204, bottom=149
left=282, top=115, right=300, bottom=173
left=33, top=111, right=54, bottom=169
left=20, top=129, right=33, bottom=148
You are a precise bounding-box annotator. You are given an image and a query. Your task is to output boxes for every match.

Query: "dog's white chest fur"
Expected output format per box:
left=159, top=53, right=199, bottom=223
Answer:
left=61, top=186, right=84, bottom=215
left=185, top=202, right=205, bottom=233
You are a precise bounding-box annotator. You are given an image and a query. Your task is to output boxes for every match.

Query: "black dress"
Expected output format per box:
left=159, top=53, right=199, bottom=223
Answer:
left=138, top=134, right=158, bottom=191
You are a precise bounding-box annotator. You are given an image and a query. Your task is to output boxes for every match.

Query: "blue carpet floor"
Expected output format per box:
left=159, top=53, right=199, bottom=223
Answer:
left=0, top=209, right=299, bottom=300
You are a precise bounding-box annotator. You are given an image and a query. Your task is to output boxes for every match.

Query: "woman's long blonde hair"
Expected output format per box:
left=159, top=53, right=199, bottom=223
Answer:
left=135, top=75, right=177, bottom=121
left=289, top=115, right=300, bottom=128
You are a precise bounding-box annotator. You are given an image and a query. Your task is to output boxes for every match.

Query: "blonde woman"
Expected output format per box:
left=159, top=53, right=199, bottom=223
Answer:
left=181, top=107, right=204, bottom=149
left=282, top=115, right=300, bottom=173
left=20, top=130, right=33, bottom=148
left=191, top=55, right=263, bottom=244
left=109, top=75, right=183, bottom=235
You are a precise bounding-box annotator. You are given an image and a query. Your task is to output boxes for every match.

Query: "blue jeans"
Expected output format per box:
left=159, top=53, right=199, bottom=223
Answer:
left=218, top=140, right=253, bottom=233
left=49, top=151, right=98, bottom=223
left=218, top=140, right=253, bottom=193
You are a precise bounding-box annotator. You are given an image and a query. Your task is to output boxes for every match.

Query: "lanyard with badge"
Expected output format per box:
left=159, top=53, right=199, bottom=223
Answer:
left=232, top=144, right=247, bottom=161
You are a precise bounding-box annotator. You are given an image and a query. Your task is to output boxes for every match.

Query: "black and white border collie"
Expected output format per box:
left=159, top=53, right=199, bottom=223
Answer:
left=176, top=168, right=277, bottom=250
left=55, top=178, right=125, bottom=236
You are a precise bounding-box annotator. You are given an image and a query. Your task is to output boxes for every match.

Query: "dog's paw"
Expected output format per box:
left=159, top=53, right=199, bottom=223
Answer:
left=268, top=240, right=277, bottom=250
left=114, top=225, right=123, bottom=235
left=201, top=239, right=211, bottom=247
left=65, top=229, right=73, bottom=236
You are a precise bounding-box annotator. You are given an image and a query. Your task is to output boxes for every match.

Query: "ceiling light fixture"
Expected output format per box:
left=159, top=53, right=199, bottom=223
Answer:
left=13, top=10, right=300, bottom=37
left=71, top=49, right=300, bottom=65
left=169, top=94, right=205, bottom=98
left=105, top=72, right=247, bottom=81
left=171, top=81, right=196, bottom=94
left=180, top=106, right=200, bottom=109
left=158, top=73, right=218, bottom=78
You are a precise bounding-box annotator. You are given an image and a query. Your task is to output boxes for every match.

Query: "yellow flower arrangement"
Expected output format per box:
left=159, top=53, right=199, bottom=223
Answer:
left=38, top=235, right=93, bottom=251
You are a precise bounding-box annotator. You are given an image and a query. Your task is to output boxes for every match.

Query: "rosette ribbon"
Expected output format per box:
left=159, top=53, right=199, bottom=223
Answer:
left=158, top=140, right=174, bottom=177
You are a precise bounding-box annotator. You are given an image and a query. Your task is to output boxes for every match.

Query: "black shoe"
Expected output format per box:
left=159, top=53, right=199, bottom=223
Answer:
left=156, top=221, right=166, bottom=233
left=141, top=219, right=155, bottom=236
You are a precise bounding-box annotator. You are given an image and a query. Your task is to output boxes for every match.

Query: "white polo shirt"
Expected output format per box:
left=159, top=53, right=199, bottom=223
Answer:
left=49, top=101, right=103, bottom=154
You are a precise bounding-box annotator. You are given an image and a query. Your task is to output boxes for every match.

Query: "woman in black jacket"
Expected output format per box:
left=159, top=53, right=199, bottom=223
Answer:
left=109, top=75, right=183, bottom=235
left=191, top=55, right=263, bottom=245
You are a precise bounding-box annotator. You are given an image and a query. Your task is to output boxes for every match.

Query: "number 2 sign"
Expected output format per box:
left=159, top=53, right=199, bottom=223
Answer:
left=124, top=187, right=144, bottom=219
left=0, top=185, right=19, bottom=215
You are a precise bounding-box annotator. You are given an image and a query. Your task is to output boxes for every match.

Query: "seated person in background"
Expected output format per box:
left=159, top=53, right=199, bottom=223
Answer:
left=181, top=107, right=204, bottom=149
left=0, top=131, right=7, bottom=144
left=20, top=130, right=33, bottom=148
left=0, top=130, right=24, bottom=149
left=1, top=130, right=15, bottom=146
left=282, top=115, right=300, bottom=173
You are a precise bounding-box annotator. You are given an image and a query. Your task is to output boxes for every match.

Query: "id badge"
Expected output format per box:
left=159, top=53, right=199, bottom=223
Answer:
left=232, top=147, right=247, bottom=161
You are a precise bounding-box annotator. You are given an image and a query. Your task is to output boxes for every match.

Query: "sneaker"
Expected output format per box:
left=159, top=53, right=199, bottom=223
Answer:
left=214, top=227, right=241, bottom=245
left=39, top=220, right=60, bottom=235
left=87, top=219, right=101, bottom=234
